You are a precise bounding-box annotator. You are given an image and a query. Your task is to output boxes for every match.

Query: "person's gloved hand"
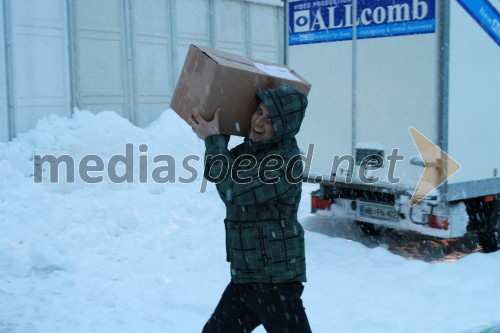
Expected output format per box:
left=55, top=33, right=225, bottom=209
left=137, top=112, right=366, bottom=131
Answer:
left=188, top=107, right=221, bottom=140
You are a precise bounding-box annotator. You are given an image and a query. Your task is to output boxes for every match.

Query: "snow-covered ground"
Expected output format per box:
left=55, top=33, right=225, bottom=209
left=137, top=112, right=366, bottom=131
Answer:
left=1, top=110, right=499, bottom=333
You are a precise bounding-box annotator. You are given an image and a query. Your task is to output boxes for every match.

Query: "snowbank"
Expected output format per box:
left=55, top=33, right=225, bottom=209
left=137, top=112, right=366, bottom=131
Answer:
left=0, top=110, right=499, bottom=332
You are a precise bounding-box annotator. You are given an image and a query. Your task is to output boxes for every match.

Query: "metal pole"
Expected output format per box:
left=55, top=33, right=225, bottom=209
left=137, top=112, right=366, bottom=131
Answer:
left=123, top=0, right=136, bottom=124
left=438, top=0, right=450, bottom=154
left=208, top=0, right=215, bottom=48
left=169, top=0, right=178, bottom=89
left=281, top=0, right=287, bottom=65
left=438, top=0, right=450, bottom=199
left=244, top=1, right=251, bottom=58
left=66, top=0, right=77, bottom=115
left=351, top=0, right=358, bottom=156
left=3, top=0, right=15, bottom=140
left=0, top=0, right=8, bottom=141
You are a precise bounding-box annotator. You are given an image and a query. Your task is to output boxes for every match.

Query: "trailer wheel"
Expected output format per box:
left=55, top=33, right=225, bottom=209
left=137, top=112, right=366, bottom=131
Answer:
left=467, top=197, right=500, bottom=253
left=357, top=221, right=383, bottom=236
left=479, top=198, right=500, bottom=253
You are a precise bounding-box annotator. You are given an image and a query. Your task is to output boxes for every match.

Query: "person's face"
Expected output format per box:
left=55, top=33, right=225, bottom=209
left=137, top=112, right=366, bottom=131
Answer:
left=249, top=103, right=276, bottom=142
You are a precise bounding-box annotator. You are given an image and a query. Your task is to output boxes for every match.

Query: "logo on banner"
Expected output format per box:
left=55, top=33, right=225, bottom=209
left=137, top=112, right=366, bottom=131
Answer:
left=294, top=10, right=311, bottom=33
left=289, top=0, right=436, bottom=45
left=457, top=0, right=500, bottom=46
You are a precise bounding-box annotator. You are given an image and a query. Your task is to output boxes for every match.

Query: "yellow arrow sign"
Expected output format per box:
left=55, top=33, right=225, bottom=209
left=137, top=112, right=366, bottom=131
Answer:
left=409, top=127, right=461, bottom=207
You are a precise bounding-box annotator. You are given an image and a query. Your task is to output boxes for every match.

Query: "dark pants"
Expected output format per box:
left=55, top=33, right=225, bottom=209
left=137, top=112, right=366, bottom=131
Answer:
left=202, top=281, right=312, bottom=333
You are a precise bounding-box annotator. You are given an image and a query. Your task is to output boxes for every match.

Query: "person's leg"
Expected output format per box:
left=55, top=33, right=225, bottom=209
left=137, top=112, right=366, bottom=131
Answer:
left=248, top=283, right=312, bottom=333
left=202, top=282, right=261, bottom=333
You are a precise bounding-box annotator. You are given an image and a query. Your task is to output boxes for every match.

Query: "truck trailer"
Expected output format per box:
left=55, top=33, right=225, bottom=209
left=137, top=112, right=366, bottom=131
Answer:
left=286, top=0, right=500, bottom=251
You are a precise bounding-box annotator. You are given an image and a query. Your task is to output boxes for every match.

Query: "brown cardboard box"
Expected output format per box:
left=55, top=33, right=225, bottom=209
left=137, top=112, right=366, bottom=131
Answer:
left=170, top=44, right=311, bottom=137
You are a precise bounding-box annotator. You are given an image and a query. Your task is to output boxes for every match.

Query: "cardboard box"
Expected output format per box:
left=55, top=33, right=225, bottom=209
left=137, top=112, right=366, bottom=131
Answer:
left=170, top=44, right=311, bottom=137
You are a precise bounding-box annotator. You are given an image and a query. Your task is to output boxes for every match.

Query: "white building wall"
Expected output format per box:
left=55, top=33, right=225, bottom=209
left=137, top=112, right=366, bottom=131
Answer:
left=173, top=0, right=211, bottom=84
left=130, top=0, right=173, bottom=126
left=73, top=0, right=130, bottom=119
left=0, top=0, right=284, bottom=142
left=247, top=1, right=282, bottom=63
left=9, top=0, right=71, bottom=135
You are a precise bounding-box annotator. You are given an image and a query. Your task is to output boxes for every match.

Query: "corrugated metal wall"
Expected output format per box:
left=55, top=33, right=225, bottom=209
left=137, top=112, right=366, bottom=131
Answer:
left=0, top=0, right=284, bottom=141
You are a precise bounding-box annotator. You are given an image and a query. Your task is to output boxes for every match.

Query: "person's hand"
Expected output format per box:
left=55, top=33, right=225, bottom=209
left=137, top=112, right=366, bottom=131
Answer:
left=188, top=107, right=221, bottom=140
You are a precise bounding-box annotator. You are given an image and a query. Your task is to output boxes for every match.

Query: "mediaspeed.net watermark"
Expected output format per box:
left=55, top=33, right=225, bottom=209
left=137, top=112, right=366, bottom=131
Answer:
left=32, top=143, right=407, bottom=193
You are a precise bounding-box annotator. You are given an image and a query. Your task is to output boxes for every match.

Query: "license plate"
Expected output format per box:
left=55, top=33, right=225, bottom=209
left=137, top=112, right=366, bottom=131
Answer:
left=359, top=202, right=399, bottom=222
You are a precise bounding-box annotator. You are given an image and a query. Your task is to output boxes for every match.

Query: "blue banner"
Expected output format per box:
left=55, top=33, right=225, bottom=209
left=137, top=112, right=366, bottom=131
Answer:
left=457, top=0, right=500, bottom=46
left=289, top=0, right=436, bottom=45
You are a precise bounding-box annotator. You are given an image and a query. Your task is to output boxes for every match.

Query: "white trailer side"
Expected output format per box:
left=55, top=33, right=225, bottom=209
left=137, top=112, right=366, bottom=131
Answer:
left=448, top=0, right=500, bottom=186
left=289, top=0, right=440, bottom=187
left=286, top=0, right=500, bottom=251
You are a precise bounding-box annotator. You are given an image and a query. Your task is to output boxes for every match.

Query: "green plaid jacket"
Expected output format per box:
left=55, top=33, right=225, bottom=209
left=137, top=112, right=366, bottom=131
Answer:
left=204, top=85, right=308, bottom=283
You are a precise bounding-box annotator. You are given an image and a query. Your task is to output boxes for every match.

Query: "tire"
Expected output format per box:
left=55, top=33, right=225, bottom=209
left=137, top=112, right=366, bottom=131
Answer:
left=478, top=200, right=500, bottom=253
left=467, top=197, right=500, bottom=253
left=478, top=229, right=499, bottom=253
left=357, top=221, right=383, bottom=236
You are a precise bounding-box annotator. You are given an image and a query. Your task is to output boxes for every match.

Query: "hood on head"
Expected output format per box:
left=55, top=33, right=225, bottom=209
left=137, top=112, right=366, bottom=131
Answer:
left=255, top=85, right=308, bottom=144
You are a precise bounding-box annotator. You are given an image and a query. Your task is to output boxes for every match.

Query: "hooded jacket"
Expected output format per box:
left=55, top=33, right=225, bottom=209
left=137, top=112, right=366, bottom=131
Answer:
left=204, top=85, right=308, bottom=283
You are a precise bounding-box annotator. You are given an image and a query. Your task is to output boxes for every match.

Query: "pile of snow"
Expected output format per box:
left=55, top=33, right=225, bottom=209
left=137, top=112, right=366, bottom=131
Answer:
left=0, top=110, right=499, bottom=332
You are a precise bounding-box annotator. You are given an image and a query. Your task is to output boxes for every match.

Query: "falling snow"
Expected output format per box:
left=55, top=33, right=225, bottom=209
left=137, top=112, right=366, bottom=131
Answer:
left=0, top=110, right=499, bottom=332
